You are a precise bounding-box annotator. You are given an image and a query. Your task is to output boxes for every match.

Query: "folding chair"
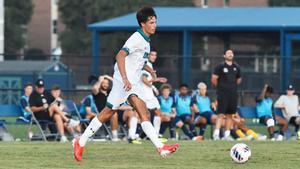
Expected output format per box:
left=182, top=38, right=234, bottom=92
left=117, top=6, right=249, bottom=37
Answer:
left=63, top=100, right=113, bottom=140
left=27, top=112, right=59, bottom=141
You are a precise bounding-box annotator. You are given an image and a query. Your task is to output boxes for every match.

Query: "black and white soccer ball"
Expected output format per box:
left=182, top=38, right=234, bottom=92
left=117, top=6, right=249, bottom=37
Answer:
left=230, top=143, right=251, bottom=163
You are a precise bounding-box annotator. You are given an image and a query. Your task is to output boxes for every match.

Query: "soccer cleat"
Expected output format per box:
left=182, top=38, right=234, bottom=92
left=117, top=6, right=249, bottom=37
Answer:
left=128, top=138, right=142, bottom=145
left=60, top=135, right=69, bottom=143
left=158, top=137, right=168, bottom=143
left=157, top=144, right=179, bottom=157
left=192, top=136, right=204, bottom=141
left=72, top=138, right=84, bottom=162
left=297, top=131, right=300, bottom=140
left=213, top=134, right=220, bottom=141
left=276, top=134, right=284, bottom=141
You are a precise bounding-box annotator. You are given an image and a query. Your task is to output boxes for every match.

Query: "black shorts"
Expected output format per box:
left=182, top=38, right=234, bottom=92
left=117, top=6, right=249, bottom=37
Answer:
left=117, top=110, right=125, bottom=124
left=289, top=116, right=300, bottom=126
left=217, top=93, right=238, bottom=115
left=33, top=111, right=52, bottom=121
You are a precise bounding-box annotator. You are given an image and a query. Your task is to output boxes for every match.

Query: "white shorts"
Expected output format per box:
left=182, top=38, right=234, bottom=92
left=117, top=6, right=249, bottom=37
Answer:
left=107, top=79, right=144, bottom=110
left=143, top=95, right=160, bottom=110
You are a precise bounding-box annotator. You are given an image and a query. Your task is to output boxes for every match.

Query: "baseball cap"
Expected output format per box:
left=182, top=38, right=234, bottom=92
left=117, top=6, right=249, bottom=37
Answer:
left=35, top=79, right=45, bottom=88
left=287, top=85, right=294, bottom=91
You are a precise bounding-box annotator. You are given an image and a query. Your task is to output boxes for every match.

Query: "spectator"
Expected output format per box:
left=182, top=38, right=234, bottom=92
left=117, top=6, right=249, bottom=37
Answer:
left=256, top=84, right=288, bottom=141
left=20, top=83, right=34, bottom=121
left=79, top=95, right=98, bottom=120
left=29, top=79, right=79, bottom=142
left=274, top=85, right=300, bottom=140
left=192, top=82, right=217, bottom=140
left=51, top=85, right=81, bottom=136
left=157, top=84, right=176, bottom=140
left=173, top=84, right=199, bottom=140
left=87, top=75, right=119, bottom=141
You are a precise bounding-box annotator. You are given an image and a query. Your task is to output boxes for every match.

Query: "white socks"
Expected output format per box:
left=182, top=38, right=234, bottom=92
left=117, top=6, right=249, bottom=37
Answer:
left=153, top=116, right=161, bottom=135
left=112, top=130, right=118, bottom=139
left=213, top=129, right=220, bottom=138
left=224, top=130, right=231, bottom=138
left=128, top=117, right=138, bottom=139
left=141, top=121, right=164, bottom=148
left=79, top=117, right=102, bottom=147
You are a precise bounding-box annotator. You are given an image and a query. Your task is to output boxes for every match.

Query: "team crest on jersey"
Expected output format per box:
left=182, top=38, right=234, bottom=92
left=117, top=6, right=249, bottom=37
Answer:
left=234, top=67, right=237, bottom=71
left=223, top=68, right=228, bottom=73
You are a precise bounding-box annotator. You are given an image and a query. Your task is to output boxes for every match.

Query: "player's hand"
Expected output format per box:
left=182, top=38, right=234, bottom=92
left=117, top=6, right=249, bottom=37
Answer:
left=43, top=103, right=49, bottom=110
left=156, top=77, right=168, bottom=83
left=122, top=77, right=132, bottom=91
left=150, top=70, right=157, bottom=80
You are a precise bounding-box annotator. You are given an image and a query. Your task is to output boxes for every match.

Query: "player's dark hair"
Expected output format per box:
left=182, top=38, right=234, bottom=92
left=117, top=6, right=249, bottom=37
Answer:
left=160, top=83, right=172, bottom=92
left=51, top=85, right=61, bottom=91
left=224, top=49, right=233, bottom=55
left=24, top=83, right=33, bottom=88
left=136, top=7, right=156, bottom=27
left=150, top=46, right=157, bottom=53
left=179, top=84, right=188, bottom=89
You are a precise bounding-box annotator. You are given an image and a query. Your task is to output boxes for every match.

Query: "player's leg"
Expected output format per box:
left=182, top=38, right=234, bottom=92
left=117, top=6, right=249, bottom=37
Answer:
left=147, top=98, right=162, bottom=135
left=128, top=95, right=179, bottom=156
left=223, top=94, right=237, bottom=140
left=275, top=115, right=288, bottom=141
left=213, top=95, right=227, bottom=140
left=175, top=115, right=194, bottom=139
left=260, top=116, right=275, bottom=140
left=185, top=114, right=197, bottom=136
left=111, top=112, right=119, bottom=141
left=124, top=110, right=141, bottom=144
left=52, top=113, right=66, bottom=142
left=159, top=114, right=171, bottom=137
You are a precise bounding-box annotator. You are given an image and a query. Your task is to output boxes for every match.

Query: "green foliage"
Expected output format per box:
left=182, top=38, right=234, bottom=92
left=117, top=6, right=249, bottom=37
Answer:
left=4, top=0, right=33, bottom=54
left=58, top=0, right=194, bottom=55
left=269, top=0, right=300, bottom=6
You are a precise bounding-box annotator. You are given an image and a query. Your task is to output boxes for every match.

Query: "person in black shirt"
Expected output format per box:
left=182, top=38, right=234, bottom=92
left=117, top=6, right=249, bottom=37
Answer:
left=211, top=49, right=242, bottom=140
left=91, top=75, right=119, bottom=141
left=29, top=79, right=79, bottom=142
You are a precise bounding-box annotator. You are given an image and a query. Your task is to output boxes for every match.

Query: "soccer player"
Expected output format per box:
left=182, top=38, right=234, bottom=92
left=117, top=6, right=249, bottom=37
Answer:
left=192, top=82, right=217, bottom=139
left=141, top=47, right=167, bottom=136
left=157, top=84, right=176, bottom=139
left=20, top=83, right=34, bottom=121
left=256, top=84, right=287, bottom=141
left=73, top=7, right=179, bottom=161
left=211, top=49, right=242, bottom=140
left=274, top=85, right=300, bottom=140
left=173, top=84, right=199, bottom=140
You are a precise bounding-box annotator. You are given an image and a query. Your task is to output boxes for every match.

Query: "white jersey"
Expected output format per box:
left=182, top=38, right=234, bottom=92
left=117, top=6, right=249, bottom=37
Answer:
left=107, top=29, right=151, bottom=110
left=113, top=29, right=150, bottom=85
left=275, top=95, right=300, bottom=121
left=141, top=61, right=154, bottom=96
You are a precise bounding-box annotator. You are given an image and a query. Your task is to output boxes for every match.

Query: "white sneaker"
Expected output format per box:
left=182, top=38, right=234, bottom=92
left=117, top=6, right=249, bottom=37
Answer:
left=257, top=135, right=267, bottom=141
left=221, top=136, right=234, bottom=141
left=276, top=134, right=284, bottom=141
left=213, top=134, right=220, bottom=141
left=68, top=119, right=80, bottom=128
left=111, top=137, right=120, bottom=142
left=60, top=135, right=68, bottom=143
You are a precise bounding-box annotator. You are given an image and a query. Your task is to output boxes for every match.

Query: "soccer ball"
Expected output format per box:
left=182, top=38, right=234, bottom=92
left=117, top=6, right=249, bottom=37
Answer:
left=230, top=143, right=251, bottom=163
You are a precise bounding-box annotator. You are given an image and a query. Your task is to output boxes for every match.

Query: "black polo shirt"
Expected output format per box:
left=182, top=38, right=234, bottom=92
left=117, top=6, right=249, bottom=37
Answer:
left=93, top=90, right=110, bottom=112
left=29, top=90, right=55, bottom=115
left=213, top=62, right=241, bottom=95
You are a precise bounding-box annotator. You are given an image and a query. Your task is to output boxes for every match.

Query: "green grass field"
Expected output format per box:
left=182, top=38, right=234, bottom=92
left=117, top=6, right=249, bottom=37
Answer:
left=0, top=140, right=299, bottom=169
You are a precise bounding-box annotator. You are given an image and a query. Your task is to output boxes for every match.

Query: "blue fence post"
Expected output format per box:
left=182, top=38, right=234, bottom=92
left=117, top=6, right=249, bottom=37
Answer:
left=182, top=30, right=192, bottom=85
left=92, top=31, right=100, bottom=75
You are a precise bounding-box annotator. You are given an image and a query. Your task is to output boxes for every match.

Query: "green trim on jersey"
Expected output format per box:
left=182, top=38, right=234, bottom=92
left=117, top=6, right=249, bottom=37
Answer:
left=121, top=47, right=130, bottom=55
left=137, top=29, right=150, bottom=42
left=142, top=73, right=149, bottom=77
left=106, top=102, right=113, bottom=109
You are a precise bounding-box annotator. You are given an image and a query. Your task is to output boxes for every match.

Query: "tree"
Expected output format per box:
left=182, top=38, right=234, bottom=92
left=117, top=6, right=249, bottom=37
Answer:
left=269, top=0, right=300, bottom=6
left=4, top=0, right=33, bottom=55
left=58, top=0, right=195, bottom=55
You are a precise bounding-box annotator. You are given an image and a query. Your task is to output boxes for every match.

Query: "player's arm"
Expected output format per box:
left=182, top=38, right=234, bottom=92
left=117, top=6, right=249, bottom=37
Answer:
left=116, top=50, right=131, bottom=91
left=85, top=107, right=95, bottom=117
left=30, top=106, right=46, bottom=113
left=237, top=77, right=242, bottom=85
left=141, top=74, right=153, bottom=87
left=21, top=98, right=33, bottom=113
left=236, top=66, right=242, bottom=85
left=143, top=64, right=157, bottom=81
left=274, top=96, right=285, bottom=109
left=257, top=84, right=268, bottom=101
left=211, top=74, right=219, bottom=87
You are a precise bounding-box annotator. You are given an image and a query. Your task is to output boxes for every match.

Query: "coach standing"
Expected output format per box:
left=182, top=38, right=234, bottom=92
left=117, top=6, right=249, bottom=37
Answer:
left=211, top=49, right=242, bottom=140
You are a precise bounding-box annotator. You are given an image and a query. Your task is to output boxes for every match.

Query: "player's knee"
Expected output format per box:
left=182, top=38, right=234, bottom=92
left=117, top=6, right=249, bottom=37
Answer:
left=176, top=121, right=183, bottom=128
left=295, top=117, right=300, bottom=125
left=266, top=118, right=275, bottom=127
